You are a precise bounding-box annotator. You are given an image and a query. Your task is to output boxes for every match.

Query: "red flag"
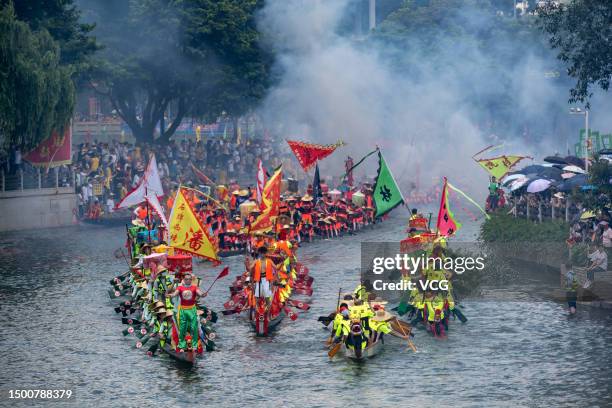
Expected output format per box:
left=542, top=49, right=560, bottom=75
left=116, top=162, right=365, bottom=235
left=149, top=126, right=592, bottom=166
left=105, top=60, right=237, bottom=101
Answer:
left=286, top=140, right=343, bottom=171
left=217, top=266, right=230, bottom=279
left=190, top=163, right=216, bottom=186
left=24, top=126, right=72, bottom=169
left=249, top=166, right=282, bottom=232
left=436, top=178, right=461, bottom=237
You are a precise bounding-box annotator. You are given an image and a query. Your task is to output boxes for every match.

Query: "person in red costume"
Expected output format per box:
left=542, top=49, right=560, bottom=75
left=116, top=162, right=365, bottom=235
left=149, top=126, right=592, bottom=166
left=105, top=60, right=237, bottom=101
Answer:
left=166, top=273, right=205, bottom=352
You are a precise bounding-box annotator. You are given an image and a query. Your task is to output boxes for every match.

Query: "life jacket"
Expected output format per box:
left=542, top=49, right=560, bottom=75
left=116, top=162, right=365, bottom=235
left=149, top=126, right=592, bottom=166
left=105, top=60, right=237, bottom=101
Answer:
left=253, top=258, right=274, bottom=282
left=275, top=240, right=293, bottom=257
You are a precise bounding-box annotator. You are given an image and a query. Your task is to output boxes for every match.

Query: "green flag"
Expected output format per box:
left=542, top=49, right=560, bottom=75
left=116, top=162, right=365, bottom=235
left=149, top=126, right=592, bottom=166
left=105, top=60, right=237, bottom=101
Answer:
left=373, top=150, right=404, bottom=217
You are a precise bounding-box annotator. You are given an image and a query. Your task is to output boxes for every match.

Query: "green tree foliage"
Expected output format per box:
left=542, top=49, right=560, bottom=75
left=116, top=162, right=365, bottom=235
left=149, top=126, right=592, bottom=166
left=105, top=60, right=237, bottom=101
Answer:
left=1, top=0, right=98, bottom=78
left=538, top=0, right=612, bottom=105
left=83, top=0, right=270, bottom=144
left=0, top=4, right=74, bottom=149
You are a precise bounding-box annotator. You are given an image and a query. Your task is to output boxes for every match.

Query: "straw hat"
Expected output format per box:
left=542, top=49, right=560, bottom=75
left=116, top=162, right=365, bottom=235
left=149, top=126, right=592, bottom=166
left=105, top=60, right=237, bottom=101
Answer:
left=155, top=308, right=167, bottom=314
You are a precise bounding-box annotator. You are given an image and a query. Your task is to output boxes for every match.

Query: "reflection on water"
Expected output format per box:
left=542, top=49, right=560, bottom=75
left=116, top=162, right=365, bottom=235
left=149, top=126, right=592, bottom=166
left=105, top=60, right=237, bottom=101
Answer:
left=0, top=209, right=611, bottom=407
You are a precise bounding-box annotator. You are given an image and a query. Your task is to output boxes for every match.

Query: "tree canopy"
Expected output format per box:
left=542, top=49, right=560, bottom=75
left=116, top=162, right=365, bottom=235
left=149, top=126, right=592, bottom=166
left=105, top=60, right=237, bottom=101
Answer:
left=0, top=4, right=75, bottom=149
left=538, top=0, right=612, bottom=105
left=1, top=0, right=98, bottom=78
left=83, top=0, right=271, bottom=144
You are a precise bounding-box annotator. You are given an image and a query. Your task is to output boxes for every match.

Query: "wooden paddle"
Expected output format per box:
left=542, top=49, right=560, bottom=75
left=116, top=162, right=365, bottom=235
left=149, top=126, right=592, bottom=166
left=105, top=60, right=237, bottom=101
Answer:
left=328, top=342, right=342, bottom=359
left=394, top=317, right=417, bottom=352
left=326, top=288, right=342, bottom=346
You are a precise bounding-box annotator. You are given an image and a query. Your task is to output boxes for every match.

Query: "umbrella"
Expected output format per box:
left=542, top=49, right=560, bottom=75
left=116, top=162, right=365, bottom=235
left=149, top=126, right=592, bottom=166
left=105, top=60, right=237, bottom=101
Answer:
left=527, top=179, right=552, bottom=193
left=557, top=173, right=588, bottom=191
left=513, top=164, right=549, bottom=175
left=564, top=156, right=585, bottom=168
left=501, top=174, right=525, bottom=186
left=509, top=177, right=529, bottom=191
left=561, top=172, right=576, bottom=179
left=544, top=156, right=568, bottom=165
left=563, top=165, right=586, bottom=174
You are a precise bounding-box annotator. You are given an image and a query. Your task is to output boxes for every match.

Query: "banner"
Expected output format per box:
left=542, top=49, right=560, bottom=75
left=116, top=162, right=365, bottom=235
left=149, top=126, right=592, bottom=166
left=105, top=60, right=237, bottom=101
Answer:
left=116, top=154, right=164, bottom=209
left=24, top=126, right=72, bottom=168
left=191, top=163, right=216, bottom=186
left=168, top=188, right=219, bottom=263
left=436, top=177, right=461, bottom=237
left=286, top=139, right=343, bottom=171
left=256, top=159, right=265, bottom=205
left=249, top=166, right=282, bottom=233
left=312, top=163, right=322, bottom=201
left=373, top=150, right=404, bottom=217
left=475, top=155, right=529, bottom=180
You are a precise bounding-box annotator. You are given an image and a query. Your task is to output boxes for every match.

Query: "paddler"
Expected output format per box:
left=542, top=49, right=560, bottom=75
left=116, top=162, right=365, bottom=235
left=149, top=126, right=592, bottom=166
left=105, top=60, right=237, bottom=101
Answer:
left=368, top=304, right=392, bottom=342
left=249, top=246, right=275, bottom=303
left=354, top=280, right=374, bottom=301
left=157, top=310, right=175, bottom=349
left=332, top=303, right=351, bottom=342
left=165, top=272, right=206, bottom=352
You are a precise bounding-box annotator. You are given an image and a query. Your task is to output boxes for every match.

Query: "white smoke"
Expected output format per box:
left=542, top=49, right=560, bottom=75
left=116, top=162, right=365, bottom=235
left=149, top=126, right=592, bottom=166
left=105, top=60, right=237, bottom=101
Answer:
left=256, top=0, right=611, bottom=201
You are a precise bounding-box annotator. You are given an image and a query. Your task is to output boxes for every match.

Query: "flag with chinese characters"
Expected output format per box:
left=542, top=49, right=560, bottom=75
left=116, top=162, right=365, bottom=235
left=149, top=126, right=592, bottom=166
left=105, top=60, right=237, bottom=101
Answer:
left=24, top=126, right=72, bottom=168
left=286, top=139, right=343, bottom=171
left=169, top=188, right=219, bottom=263
left=436, top=177, right=461, bottom=237
left=476, top=155, right=529, bottom=179
left=249, top=165, right=282, bottom=233
left=373, top=150, right=404, bottom=217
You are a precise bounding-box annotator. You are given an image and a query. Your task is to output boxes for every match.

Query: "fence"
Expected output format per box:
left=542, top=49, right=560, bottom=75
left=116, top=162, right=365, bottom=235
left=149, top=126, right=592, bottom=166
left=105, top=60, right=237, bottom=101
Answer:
left=508, top=196, right=578, bottom=223
left=1, top=168, right=74, bottom=193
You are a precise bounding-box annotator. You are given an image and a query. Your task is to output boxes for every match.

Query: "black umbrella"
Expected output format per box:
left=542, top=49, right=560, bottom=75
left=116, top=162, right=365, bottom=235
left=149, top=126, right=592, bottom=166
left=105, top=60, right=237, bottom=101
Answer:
left=544, top=155, right=567, bottom=165
left=564, top=156, right=585, bottom=168
left=508, top=164, right=548, bottom=177
left=557, top=174, right=589, bottom=192
left=511, top=165, right=563, bottom=181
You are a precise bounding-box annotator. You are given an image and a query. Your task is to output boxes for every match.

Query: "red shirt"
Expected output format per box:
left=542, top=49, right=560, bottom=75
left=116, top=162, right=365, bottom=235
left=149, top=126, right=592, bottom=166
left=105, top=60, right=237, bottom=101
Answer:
left=178, top=285, right=198, bottom=308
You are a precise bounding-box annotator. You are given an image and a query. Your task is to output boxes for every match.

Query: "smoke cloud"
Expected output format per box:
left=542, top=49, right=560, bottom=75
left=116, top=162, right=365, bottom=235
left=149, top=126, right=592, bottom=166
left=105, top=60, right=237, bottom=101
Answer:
left=256, top=0, right=611, bottom=201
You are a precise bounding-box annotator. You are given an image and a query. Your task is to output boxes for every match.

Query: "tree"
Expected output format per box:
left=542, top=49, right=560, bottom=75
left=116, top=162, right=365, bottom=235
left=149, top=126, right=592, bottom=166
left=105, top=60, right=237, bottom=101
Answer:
left=538, top=0, right=612, bottom=105
left=1, top=0, right=98, bottom=78
left=0, top=4, right=74, bottom=149
left=84, top=0, right=270, bottom=144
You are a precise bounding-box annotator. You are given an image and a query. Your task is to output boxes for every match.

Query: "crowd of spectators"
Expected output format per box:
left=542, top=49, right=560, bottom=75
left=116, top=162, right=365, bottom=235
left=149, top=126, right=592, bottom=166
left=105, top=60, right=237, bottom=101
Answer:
left=73, top=137, right=290, bottom=218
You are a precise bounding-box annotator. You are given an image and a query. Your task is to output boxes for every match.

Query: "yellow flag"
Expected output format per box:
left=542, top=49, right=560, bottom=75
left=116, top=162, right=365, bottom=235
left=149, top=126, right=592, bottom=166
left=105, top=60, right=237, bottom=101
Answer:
left=476, top=155, right=528, bottom=179
left=195, top=126, right=202, bottom=143
left=169, top=188, right=219, bottom=263
left=243, top=166, right=282, bottom=234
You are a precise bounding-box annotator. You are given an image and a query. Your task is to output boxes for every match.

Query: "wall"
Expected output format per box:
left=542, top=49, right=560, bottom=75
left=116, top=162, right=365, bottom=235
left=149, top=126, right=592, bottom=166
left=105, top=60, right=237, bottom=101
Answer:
left=0, top=187, right=77, bottom=232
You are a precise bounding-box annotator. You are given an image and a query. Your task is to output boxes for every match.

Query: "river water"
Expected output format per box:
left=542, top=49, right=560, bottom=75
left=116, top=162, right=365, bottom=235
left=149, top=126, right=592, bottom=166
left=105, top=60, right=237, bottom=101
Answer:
left=0, top=209, right=611, bottom=408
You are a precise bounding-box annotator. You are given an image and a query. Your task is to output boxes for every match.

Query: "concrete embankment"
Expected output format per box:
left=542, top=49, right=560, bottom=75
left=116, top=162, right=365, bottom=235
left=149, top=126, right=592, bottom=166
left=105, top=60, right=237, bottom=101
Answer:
left=0, top=187, right=76, bottom=232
